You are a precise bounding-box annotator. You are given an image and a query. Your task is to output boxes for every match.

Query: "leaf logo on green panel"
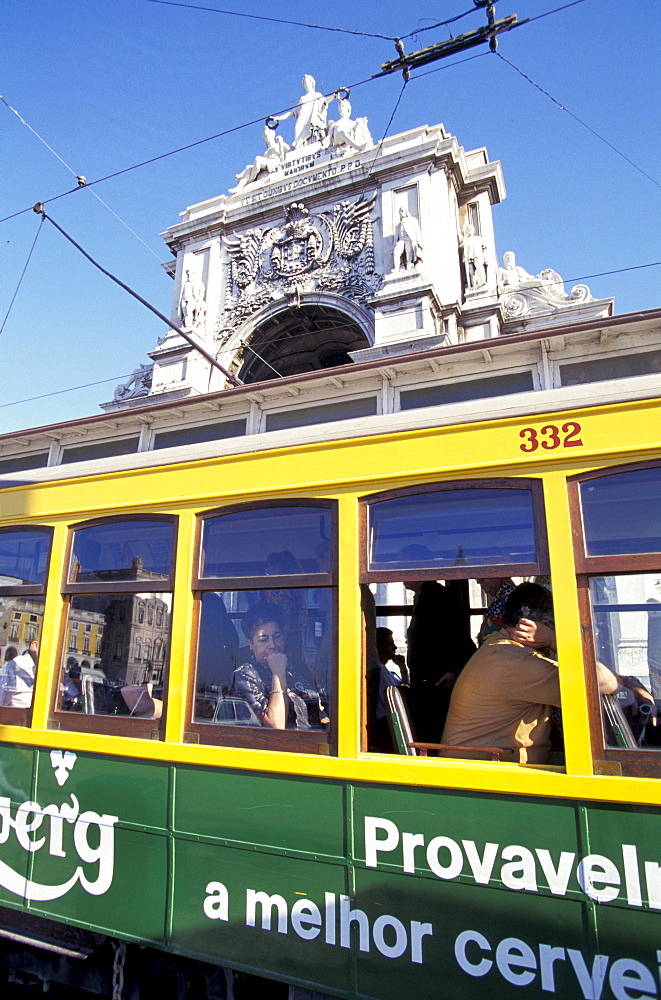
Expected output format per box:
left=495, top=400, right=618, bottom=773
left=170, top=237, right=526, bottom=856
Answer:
left=0, top=751, right=117, bottom=902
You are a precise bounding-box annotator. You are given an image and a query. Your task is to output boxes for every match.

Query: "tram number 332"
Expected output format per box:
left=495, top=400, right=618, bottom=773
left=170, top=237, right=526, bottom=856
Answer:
left=519, top=421, right=583, bottom=453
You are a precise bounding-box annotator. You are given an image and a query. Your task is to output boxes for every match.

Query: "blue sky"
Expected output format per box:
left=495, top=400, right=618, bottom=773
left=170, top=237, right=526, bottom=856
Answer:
left=2, top=0, right=659, bottom=434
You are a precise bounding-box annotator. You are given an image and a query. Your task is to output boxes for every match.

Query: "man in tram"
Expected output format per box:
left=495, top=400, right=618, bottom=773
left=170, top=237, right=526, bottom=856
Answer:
left=441, top=583, right=618, bottom=764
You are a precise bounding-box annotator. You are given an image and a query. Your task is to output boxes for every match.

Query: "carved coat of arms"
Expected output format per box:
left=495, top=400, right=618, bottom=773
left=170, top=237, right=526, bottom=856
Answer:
left=221, top=195, right=381, bottom=330
left=268, top=204, right=325, bottom=278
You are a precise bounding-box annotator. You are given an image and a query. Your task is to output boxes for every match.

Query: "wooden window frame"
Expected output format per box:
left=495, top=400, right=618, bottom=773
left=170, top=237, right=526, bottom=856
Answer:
left=188, top=500, right=337, bottom=754
left=51, top=515, right=177, bottom=738
left=0, top=526, right=53, bottom=728
left=0, top=525, right=54, bottom=598
left=63, top=514, right=177, bottom=595
left=359, top=479, right=548, bottom=754
left=360, top=478, right=549, bottom=584
left=569, top=462, right=661, bottom=777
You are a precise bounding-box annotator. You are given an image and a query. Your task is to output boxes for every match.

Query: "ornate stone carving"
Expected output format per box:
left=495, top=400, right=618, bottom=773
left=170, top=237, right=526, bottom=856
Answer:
left=221, top=195, right=381, bottom=330
left=497, top=251, right=594, bottom=318
left=113, top=364, right=153, bottom=401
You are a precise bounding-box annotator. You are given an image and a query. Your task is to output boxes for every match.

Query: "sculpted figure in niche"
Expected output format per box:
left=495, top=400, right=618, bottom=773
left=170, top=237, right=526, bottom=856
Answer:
left=179, top=270, right=206, bottom=329
left=231, top=125, right=291, bottom=193
left=393, top=207, right=423, bottom=271
left=327, top=99, right=373, bottom=152
left=460, top=222, right=488, bottom=289
left=274, top=74, right=330, bottom=148
left=497, top=250, right=535, bottom=291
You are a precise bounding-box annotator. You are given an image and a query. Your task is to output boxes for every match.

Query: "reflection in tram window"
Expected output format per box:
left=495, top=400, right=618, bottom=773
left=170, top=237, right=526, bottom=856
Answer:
left=194, top=589, right=332, bottom=731
left=59, top=593, right=171, bottom=718
left=580, top=466, right=661, bottom=556
left=0, top=527, right=52, bottom=713
left=0, top=597, right=45, bottom=708
left=59, top=517, right=176, bottom=729
left=589, top=574, right=661, bottom=749
left=0, top=529, right=52, bottom=586
left=368, top=488, right=538, bottom=572
left=69, top=519, right=174, bottom=584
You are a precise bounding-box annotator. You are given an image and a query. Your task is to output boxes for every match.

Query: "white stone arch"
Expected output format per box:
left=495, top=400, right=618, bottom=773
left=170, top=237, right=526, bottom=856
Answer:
left=214, top=292, right=374, bottom=386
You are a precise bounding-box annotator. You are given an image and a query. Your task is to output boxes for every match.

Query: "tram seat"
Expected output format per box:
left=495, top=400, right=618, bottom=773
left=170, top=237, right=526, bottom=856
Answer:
left=384, top=685, right=513, bottom=761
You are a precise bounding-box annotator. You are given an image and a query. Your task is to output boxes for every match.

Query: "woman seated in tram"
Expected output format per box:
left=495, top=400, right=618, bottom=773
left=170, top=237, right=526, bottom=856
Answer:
left=231, top=602, right=312, bottom=730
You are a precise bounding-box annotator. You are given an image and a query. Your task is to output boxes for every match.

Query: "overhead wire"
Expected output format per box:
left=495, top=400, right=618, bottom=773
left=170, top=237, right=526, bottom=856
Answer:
left=399, top=1, right=502, bottom=41
left=0, top=95, right=167, bottom=261
left=144, top=0, right=397, bottom=39
left=0, top=0, right=593, bottom=226
left=0, top=373, right=145, bottom=410
left=495, top=53, right=661, bottom=189
left=0, top=82, right=371, bottom=225
left=0, top=214, right=45, bottom=337
left=361, top=79, right=409, bottom=189
left=1, top=0, right=654, bottom=227
left=32, top=205, right=242, bottom=386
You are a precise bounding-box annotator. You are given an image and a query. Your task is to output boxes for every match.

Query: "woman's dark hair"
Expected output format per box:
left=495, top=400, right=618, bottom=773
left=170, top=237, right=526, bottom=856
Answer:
left=502, top=583, right=554, bottom=627
left=242, top=602, right=285, bottom=641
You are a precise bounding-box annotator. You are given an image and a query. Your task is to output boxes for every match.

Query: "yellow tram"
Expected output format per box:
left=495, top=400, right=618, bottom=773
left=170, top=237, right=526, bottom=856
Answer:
left=0, top=333, right=659, bottom=999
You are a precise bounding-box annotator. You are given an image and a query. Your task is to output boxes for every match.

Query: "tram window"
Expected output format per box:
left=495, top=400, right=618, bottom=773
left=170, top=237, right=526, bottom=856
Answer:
left=68, top=518, right=174, bottom=585
left=572, top=463, right=661, bottom=775
left=365, top=481, right=546, bottom=581
left=55, top=517, right=176, bottom=737
left=58, top=594, right=170, bottom=718
left=362, top=482, right=554, bottom=761
left=0, top=528, right=52, bottom=721
left=191, top=502, right=335, bottom=751
left=579, top=465, right=661, bottom=558
left=0, top=528, right=52, bottom=590
left=198, top=505, right=332, bottom=581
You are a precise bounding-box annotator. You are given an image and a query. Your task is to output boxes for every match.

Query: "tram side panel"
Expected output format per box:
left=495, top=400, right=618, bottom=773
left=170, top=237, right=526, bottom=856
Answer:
left=0, top=751, right=659, bottom=997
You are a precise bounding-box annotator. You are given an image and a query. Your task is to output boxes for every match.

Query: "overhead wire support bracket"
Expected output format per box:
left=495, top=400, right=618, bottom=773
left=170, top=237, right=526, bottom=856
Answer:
left=32, top=203, right=243, bottom=388
left=378, top=9, right=527, bottom=79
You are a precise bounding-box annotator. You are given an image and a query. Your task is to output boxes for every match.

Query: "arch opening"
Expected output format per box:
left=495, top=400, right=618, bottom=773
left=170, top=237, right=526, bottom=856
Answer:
left=238, top=305, right=370, bottom=384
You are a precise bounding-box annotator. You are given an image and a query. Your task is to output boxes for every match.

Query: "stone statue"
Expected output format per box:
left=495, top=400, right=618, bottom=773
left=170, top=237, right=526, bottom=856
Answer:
left=393, top=207, right=423, bottom=270
left=327, top=99, right=373, bottom=152
left=231, top=125, right=291, bottom=192
left=497, top=250, right=535, bottom=291
left=274, top=74, right=330, bottom=148
left=179, top=270, right=205, bottom=329
left=460, top=223, right=488, bottom=289
left=496, top=250, right=595, bottom=319
left=113, top=364, right=153, bottom=401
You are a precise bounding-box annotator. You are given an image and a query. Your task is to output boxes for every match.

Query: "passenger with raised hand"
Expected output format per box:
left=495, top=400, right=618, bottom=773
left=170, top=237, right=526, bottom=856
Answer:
left=232, top=603, right=310, bottom=730
left=442, top=583, right=617, bottom=764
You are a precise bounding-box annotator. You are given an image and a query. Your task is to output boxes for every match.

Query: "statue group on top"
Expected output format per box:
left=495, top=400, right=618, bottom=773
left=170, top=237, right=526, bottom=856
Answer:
left=231, top=75, right=373, bottom=193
